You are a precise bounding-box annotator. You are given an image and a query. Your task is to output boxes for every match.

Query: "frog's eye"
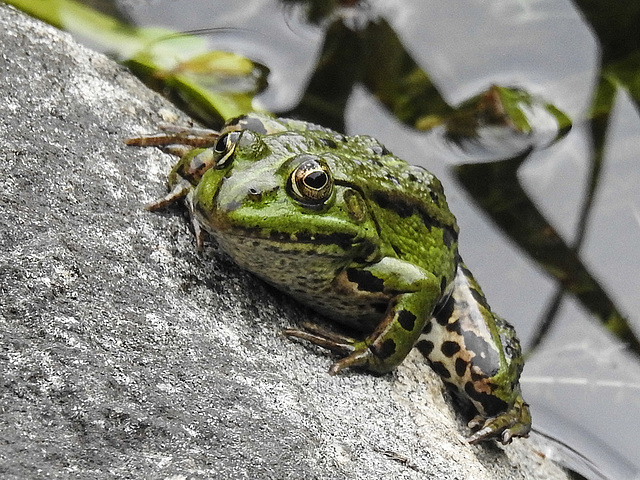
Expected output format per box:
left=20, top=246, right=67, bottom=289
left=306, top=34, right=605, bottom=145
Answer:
left=288, top=156, right=334, bottom=207
left=213, top=131, right=241, bottom=168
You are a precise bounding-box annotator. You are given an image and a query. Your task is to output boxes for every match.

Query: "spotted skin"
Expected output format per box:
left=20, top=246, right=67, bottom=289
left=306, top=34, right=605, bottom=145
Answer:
left=419, top=264, right=530, bottom=443
left=130, top=112, right=531, bottom=445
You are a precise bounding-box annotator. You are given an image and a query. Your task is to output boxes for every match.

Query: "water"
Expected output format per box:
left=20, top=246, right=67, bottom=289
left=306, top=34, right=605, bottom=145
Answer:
left=114, top=0, right=640, bottom=476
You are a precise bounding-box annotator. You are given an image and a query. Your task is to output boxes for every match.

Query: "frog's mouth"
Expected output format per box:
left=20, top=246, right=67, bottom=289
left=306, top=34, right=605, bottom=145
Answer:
left=218, top=223, right=374, bottom=251
left=197, top=205, right=377, bottom=259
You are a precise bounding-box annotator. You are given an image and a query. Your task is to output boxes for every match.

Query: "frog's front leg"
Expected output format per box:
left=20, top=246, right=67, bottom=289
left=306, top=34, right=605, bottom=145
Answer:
left=284, top=257, right=443, bottom=375
left=126, top=125, right=219, bottom=148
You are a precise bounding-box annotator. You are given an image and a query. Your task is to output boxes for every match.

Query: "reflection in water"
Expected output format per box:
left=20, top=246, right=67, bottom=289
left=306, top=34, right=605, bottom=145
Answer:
left=442, top=85, right=571, bottom=160
left=454, top=157, right=638, bottom=355
left=529, top=408, right=639, bottom=480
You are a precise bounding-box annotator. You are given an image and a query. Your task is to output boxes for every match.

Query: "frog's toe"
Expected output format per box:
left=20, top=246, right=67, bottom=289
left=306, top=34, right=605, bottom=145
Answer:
left=327, top=348, right=375, bottom=375
left=466, top=420, right=506, bottom=445
left=283, top=322, right=358, bottom=356
left=146, top=178, right=191, bottom=211
left=467, top=408, right=531, bottom=445
left=283, top=323, right=376, bottom=374
left=467, top=419, right=530, bottom=445
left=466, top=400, right=531, bottom=445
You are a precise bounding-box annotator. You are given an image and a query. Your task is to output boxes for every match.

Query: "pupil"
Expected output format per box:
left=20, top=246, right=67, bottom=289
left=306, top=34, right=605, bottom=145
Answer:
left=305, top=170, right=327, bottom=189
left=215, top=135, right=228, bottom=153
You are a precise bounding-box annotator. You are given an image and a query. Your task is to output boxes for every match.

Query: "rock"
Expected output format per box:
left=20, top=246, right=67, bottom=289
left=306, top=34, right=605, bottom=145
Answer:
left=0, top=6, right=570, bottom=479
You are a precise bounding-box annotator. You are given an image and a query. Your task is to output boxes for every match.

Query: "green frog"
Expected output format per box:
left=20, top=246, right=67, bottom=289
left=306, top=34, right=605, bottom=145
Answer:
left=129, top=113, right=531, bottom=444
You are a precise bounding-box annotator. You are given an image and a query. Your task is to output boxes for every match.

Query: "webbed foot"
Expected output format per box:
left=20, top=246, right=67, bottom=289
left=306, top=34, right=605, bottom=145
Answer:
left=466, top=396, right=531, bottom=445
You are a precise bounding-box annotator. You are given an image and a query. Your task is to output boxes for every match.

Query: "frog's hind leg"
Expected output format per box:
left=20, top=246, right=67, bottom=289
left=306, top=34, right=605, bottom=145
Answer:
left=417, top=263, right=531, bottom=444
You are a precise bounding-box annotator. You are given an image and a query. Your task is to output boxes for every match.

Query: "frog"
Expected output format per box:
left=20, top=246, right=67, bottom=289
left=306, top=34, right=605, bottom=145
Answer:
left=129, top=112, right=531, bottom=445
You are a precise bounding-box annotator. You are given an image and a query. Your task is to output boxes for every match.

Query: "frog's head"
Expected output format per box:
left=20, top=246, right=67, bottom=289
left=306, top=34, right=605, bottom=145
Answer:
left=191, top=115, right=381, bottom=264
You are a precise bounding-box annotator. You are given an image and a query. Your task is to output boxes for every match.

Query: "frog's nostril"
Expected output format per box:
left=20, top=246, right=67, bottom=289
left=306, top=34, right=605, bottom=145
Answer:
left=247, top=187, right=264, bottom=202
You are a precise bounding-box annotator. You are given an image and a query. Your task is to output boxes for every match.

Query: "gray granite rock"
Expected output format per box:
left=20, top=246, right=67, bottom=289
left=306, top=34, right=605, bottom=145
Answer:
left=0, top=6, right=570, bottom=479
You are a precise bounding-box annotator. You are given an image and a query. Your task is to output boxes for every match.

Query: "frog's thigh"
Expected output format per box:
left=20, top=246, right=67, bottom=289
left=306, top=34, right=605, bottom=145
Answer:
left=345, top=257, right=442, bottom=373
